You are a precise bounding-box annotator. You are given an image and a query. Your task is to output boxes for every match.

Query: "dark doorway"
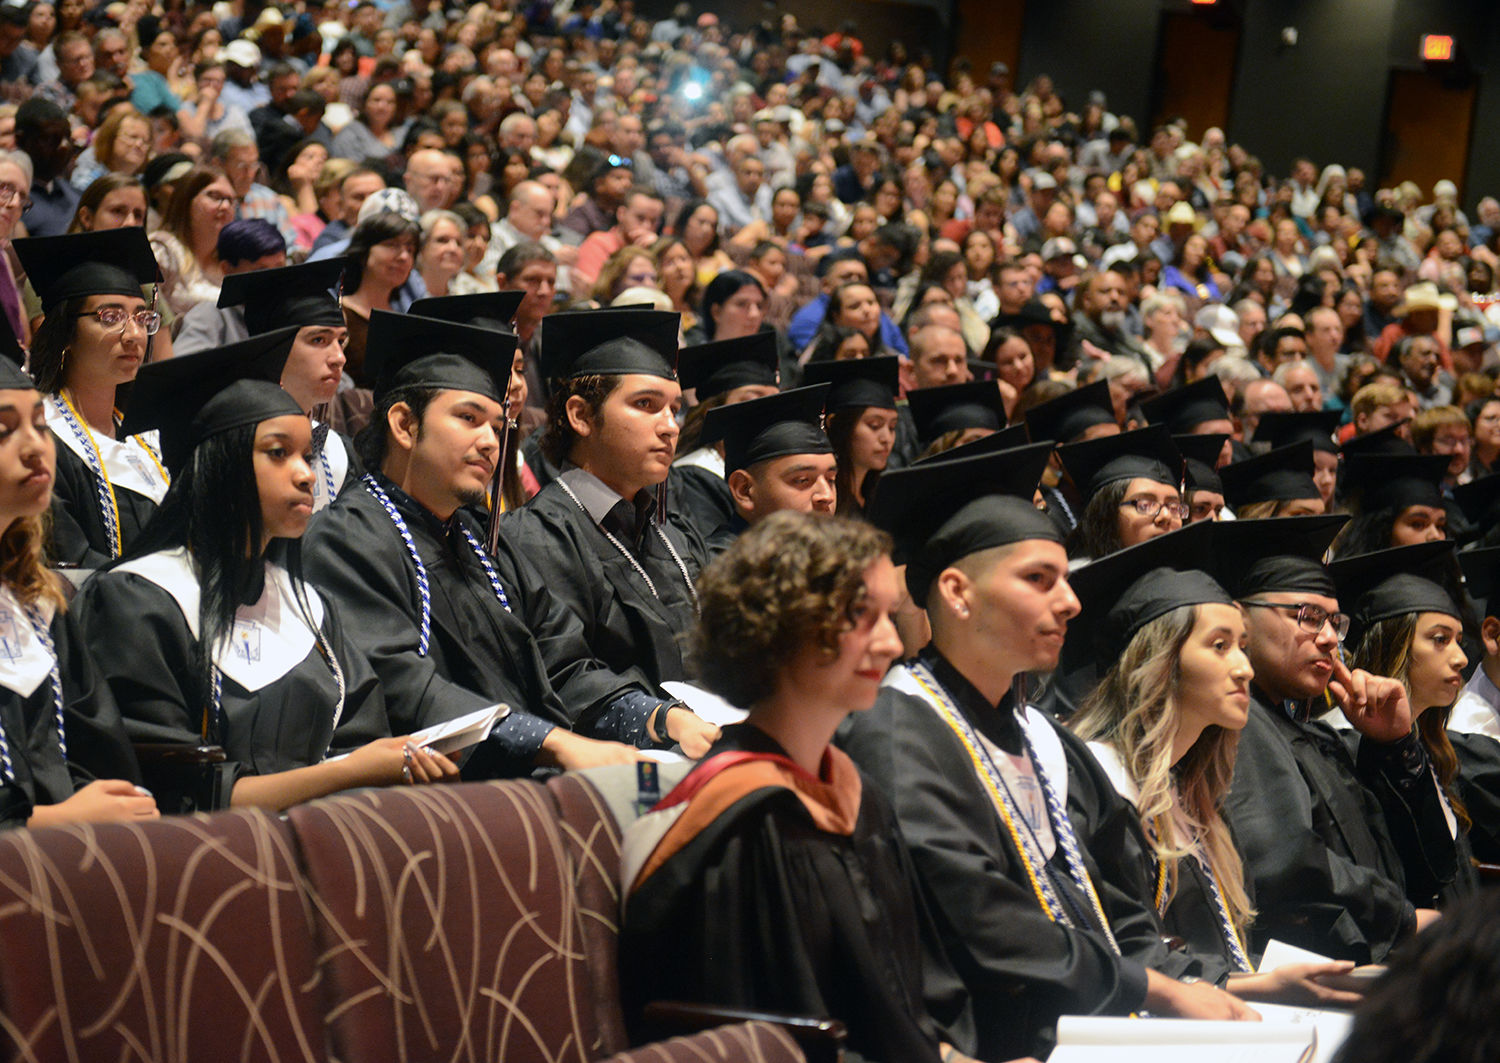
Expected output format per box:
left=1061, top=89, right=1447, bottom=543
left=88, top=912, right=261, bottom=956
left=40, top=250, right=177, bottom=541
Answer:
left=1151, top=9, right=1241, bottom=141
left=1381, top=68, right=1477, bottom=201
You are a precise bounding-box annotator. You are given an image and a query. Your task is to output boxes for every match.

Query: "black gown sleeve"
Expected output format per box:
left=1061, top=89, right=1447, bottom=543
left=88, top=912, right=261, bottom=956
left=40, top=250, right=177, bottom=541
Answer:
left=318, top=595, right=392, bottom=754
left=48, top=607, right=141, bottom=793
left=301, top=501, right=494, bottom=736
left=1454, top=729, right=1500, bottom=866
left=838, top=691, right=1148, bottom=1061
left=665, top=463, right=734, bottom=541
left=1224, top=705, right=1415, bottom=962
left=47, top=441, right=113, bottom=569
left=73, top=570, right=242, bottom=809
left=1060, top=731, right=1233, bottom=986
left=622, top=786, right=955, bottom=1063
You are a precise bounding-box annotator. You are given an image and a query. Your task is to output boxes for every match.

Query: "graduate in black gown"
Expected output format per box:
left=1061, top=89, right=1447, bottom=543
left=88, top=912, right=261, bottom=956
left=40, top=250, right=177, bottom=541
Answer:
left=405, top=290, right=531, bottom=513
left=1253, top=409, right=1342, bottom=514
left=1138, top=377, right=1240, bottom=466
left=1173, top=432, right=1228, bottom=522
left=500, top=309, right=713, bottom=695
left=302, top=311, right=717, bottom=773
left=1022, top=380, right=1121, bottom=537
left=16, top=228, right=170, bottom=568
left=906, top=378, right=1008, bottom=462
left=0, top=340, right=152, bottom=828
left=669, top=331, right=781, bottom=541
left=1332, top=439, right=1451, bottom=559
left=838, top=445, right=1254, bottom=1061
left=75, top=329, right=458, bottom=813
left=1216, top=516, right=1446, bottom=962
left=699, top=385, right=837, bottom=558
left=1039, top=425, right=1186, bottom=720
left=1218, top=441, right=1327, bottom=520
left=217, top=257, right=361, bottom=513
left=1068, top=524, right=1366, bottom=1005
left=802, top=356, right=901, bottom=520
left=1329, top=541, right=1480, bottom=907
left=622, top=512, right=976, bottom=1063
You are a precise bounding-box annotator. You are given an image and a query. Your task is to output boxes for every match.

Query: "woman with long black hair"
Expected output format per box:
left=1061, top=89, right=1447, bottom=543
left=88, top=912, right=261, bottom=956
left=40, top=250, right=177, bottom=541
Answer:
left=76, top=328, right=456, bottom=812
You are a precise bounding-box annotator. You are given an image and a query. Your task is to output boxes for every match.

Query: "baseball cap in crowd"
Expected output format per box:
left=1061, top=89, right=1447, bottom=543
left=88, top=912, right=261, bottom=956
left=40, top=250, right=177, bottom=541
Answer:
left=1040, top=237, right=1077, bottom=262
left=1194, top=304, right=1241, bottom=348
left=357, top=188, right=420, bottom=224
left=218, top=39, right=261, bottom=68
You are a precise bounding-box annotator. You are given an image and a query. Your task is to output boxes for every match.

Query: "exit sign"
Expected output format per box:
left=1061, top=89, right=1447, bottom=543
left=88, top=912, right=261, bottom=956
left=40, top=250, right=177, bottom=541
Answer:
left=1423, top=34, right=1455, bottom=61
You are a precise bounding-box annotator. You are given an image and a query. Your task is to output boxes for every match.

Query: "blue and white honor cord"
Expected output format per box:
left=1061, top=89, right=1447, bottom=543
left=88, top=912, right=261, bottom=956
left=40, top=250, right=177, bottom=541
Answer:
left=0, top=607, right=67, bottom=784
left=363, top=475, right=510, bottom=657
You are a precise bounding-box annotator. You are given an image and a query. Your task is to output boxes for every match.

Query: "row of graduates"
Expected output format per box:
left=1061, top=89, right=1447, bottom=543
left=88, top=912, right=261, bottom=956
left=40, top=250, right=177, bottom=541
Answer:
left=4, top=222, right=1499, bottom=1056
left=622, top=484, right=1500, bottom=1063
left=0, top=223, right=753, bottom=825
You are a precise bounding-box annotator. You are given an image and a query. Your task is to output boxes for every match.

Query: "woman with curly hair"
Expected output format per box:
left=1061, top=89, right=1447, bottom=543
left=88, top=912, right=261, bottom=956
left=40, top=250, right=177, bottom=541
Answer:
left=620, top=511, right=976, bottom=1063
left=1069, top=525, right=1366, bottom=1005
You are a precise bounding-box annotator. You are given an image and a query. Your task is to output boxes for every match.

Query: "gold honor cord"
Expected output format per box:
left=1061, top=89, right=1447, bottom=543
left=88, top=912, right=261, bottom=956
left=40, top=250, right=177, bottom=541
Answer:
left=908, top=663, right=1119, bottom=953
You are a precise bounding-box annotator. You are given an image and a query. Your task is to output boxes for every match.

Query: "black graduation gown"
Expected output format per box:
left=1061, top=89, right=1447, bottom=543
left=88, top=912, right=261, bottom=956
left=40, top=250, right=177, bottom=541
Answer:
left=1338, top=726, right=1474, bottom=910
left=500, top=477, right=705, bottom=689
left=838, top=649, right=1182, bottom=1061
left=48, top=438, right=162, bottom=569
left=704, top=513, right=748, bottom=561
left=666, top=458, right=734, bottom=542
left=301, top=477, right=644, bottom=773
left=0, top=602, right=141, bottom=828
left=1453, top=729, right=1500, bottom=867
left=621, top=724, right=974, bottom=1063
left=1077, top=742, right=1251, bottom=978
left=1224, top=691, right=1421, bottom=962
left=74, top=552, right=391, bottom=812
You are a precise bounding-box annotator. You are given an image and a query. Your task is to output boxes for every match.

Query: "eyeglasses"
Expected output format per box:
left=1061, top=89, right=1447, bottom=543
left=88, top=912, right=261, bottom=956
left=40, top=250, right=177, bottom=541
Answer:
left=202, top=189, right=242, bottom=208
left=1242, top=601, right=1350, bottom=642
left=1119, top=497, right=1190, bottom=521
left=73, top=308, right=162, bottom=335
left=0, top=183, right=31, bottom=210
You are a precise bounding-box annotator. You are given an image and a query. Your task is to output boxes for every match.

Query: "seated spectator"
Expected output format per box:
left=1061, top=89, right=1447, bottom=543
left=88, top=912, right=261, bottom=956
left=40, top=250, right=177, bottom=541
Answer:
left=69, top=105, right=151, bottom=191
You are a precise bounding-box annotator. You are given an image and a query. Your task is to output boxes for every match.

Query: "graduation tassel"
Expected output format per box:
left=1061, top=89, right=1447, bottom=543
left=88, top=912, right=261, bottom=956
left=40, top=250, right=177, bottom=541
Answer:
left=484, top=414, right=514, bottom=557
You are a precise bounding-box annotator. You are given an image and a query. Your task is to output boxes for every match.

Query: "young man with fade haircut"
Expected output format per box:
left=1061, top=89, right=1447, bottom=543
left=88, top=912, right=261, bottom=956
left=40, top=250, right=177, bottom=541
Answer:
left=698, top=384, right=838, bottom=556
left=501, top=308, right=712, bottom=697
left=301, top=311, right=719, bottom=775
left=839, top=444, right=1255, bottom=1061
left=1214, top=516, right=1448, bottom=962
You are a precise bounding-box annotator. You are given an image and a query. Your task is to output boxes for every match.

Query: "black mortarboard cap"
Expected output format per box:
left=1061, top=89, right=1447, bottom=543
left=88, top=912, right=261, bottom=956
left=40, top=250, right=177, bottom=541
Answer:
left=120, top=327, right=302, bottom=473
left=1460, top=547, right=1500, bottom=618
left=1340, top=452, right=1448, bottom=512
left=1211, top=514, right=1348, bottom=599
left=408, top=290, right=525, bottom=331
left=538, top=308, right=679, bottom=383
left=364, top=310, right=515, bottom=403
left=1175, top=433, right=1227, bottom=495
left=1255, top=410, right=1341, bottom=455
left=915, top=422, right=1030, bottom=464
left=0, top=309, right=31, bottom=389
left=802, top=355, right=899, bottom=411
left=907, top=379, right=1006, bottom=444
left=867, top=441, right=1061, bottom=603
left=14, top=227, right=160, bottom=313
left=217, top=257, right=348, bottom=336
left=1069, top=521, right=1229, bottom=662
left=1023, top=379, right=1117, bottom=445
left=1219, top=440, right=1320, bottom=509
left=1329, top=540, right=1464, bottom=638
left=677, top=332, right=779, bottom=405
left=1453, top=474, right=1500, bottom=531
left=1340, top=421, right=1416, bottom=458
left=1140, top=377, right=1232, bottom=435
left=1057, top=423, right=1182, bottom=505
left=702, top=384, right=830, bottom=474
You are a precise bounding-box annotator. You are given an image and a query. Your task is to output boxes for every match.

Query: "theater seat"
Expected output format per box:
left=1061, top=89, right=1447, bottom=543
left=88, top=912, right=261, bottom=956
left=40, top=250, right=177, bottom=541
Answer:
left=0, top=809, right=328, bottom=1063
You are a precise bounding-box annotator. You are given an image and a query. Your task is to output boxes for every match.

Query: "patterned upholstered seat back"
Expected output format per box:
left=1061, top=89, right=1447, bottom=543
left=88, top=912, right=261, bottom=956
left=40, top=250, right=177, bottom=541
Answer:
left=288, top=781, right=600, bottom=1063
left=0, top=809, right=328, bottom=1063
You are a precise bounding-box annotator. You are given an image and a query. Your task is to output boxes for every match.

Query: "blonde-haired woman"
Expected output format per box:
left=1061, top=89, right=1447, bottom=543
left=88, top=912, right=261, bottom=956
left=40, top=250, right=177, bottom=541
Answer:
left=1069, top=525, right=1365, bottom=1006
